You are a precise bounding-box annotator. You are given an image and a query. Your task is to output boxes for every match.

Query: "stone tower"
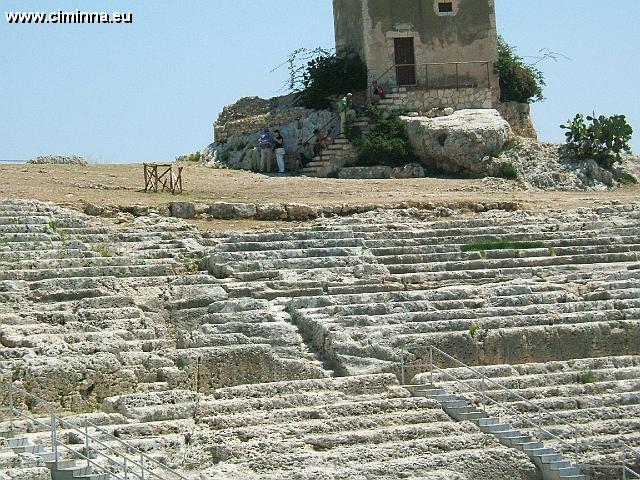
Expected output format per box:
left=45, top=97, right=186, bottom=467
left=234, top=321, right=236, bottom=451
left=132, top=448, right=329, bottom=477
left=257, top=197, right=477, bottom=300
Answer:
left=333, top=0, right=500, bottom=106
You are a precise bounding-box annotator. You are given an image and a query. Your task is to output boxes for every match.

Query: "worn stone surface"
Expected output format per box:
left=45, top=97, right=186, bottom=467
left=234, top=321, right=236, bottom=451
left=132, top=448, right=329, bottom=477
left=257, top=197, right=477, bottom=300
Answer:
left=403, top=109, right=514, bottom=177
left=2, top=198, right=640, bottom=479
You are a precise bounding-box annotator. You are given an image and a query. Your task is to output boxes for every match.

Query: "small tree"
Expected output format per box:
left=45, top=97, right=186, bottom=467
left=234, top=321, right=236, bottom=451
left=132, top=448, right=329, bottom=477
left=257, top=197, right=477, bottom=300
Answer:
left=279, top=48, right=367, bottom=110
left=300, top=51, right=367, bottom=109
left=495, top=37, right=545, bottom=104
left=561, top=113, right=633, bottom=170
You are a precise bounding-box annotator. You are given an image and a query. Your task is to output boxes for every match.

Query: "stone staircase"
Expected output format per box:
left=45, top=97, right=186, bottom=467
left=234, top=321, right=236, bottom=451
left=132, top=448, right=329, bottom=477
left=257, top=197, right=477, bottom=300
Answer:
left=410, top=386, right=589, bottom=480
left=0, top=429, right=109, bottom=480
left=301, top=87, right=409, bottom=178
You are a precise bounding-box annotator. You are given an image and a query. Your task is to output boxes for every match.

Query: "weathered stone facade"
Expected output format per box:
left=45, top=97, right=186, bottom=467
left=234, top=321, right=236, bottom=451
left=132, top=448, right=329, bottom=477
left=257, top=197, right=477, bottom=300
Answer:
left=333, top=0, right=499, bottom=96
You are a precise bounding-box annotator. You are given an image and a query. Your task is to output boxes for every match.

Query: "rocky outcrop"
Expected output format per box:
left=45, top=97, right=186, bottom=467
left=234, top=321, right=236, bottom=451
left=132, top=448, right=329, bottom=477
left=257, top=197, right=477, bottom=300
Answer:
left=27, top=155, right=88, bottom=165
left=403, top=109, right=514, bottom=177
left=496, top=102, right=537, bottom=139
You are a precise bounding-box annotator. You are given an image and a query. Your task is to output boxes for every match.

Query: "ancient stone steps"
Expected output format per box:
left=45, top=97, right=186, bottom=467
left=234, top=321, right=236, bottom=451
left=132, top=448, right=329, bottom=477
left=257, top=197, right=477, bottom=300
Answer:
left=1, top=264, right=177, bottom=281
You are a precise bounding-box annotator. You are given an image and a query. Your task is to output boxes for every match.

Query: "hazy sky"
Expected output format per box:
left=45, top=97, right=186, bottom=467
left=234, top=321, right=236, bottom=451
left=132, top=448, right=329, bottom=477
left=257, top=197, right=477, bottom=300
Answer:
left=1, top=1, right=638, bottom=163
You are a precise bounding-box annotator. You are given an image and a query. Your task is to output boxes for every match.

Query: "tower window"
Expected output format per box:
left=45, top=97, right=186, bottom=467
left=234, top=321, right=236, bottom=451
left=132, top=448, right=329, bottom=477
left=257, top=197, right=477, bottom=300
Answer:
left=438, top=2, right=454, bottom=13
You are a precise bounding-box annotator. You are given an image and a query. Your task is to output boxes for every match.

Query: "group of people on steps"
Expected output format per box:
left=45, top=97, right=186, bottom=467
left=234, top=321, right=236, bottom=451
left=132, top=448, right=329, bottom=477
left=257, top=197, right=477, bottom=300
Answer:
left=257, top=85, right=384, bottom=174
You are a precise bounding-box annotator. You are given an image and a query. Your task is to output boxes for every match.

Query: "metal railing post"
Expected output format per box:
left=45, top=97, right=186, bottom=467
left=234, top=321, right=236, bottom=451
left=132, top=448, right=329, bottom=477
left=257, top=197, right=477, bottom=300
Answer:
left=400, top=355, right=405, bottom=386
left=124, top=455, right=129, bottom=480
left=455, top=63, right=459, bottom=90
left=486, top=62, right=491, bottom=88
left=8, top=383, right=14, bottom=432
left=140, top=453, right=145, bottom=480
left=50, top=405, right=58, bottom=464
left=481, top=376, right=486, bottom=412
left=574, top=435, right=579, bottom=466
left=84, top=420, right=90, bottom=467
left=429, top=347, right=434, bottom=385
left=426, top=64, right=429, bottom=89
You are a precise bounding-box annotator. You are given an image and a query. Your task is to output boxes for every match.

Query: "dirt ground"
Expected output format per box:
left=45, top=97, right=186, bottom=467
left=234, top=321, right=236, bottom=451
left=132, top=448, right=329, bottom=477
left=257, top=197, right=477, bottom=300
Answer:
left=1, top=163, right=638, bottom=229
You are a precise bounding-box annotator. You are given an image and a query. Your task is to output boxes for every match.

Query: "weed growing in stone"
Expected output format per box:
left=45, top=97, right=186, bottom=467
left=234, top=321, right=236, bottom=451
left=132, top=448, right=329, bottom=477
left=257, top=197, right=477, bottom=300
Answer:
left=469, top=323, right=479, bottom=337
left=48, top=220, right=59, bottom=231
left=579, top=370, right=599, bottom=384
left=92, top=243, right=113, bottom=257
left=462, top=240, right=546, bottom=252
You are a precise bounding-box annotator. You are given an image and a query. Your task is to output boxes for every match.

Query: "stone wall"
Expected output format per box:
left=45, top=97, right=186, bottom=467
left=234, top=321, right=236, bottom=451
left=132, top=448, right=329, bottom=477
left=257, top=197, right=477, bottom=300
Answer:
left=214, top=106, right=314, bottom=143
left=392, top=87, right=493, bottom=113
left=496, top=101, right=537, bottom=139
left=209, top=109, right=339, bottom=171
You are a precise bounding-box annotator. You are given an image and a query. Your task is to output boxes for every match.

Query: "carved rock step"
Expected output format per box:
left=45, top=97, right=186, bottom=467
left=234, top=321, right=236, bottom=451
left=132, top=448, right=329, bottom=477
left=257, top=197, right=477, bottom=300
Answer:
left=1, top=264, right=177, bottom=281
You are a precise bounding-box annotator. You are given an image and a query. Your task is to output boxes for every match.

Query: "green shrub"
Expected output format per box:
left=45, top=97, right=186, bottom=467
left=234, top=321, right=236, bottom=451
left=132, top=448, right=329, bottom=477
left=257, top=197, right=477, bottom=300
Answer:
left=617, top=172, right=638, bottom=185
left=48, top=220, right=58, bottom=231
left=299, top=51, right=367, bottom=110
left=354, top=116, right=416, bottom=167
left=561, top=113, right=633, bottom=170
left=495, top=37, right=545, bottom=104
left=497, top=162, right=518, bottom=179
left=363, top=104, right=383, bottom=122
left=462, top=240, right=546, bottom=252
left=579, top=370, right=599, bottom=384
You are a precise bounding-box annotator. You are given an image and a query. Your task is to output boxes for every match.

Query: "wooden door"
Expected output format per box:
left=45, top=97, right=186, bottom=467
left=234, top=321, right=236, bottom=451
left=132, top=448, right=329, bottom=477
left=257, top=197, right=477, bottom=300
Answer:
left=394, top=37, right=416, bottom=86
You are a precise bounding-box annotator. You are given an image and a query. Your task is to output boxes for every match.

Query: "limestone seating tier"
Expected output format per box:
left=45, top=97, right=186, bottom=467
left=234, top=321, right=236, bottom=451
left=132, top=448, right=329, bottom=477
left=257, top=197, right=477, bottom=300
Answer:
left=0, top=200, right=205, bottom=410
left=286, top=273, right=640, bottom=375
left=94, top=374, right=538, bottom=479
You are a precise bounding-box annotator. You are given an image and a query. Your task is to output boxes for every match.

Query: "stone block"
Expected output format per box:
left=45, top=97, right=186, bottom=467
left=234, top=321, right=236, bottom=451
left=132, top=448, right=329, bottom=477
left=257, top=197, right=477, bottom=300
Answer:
left=170, top=202, right=196, bottom=219
left=256, top=203, right=288, bottom=221
left=285, top=203, right=320, bottom=221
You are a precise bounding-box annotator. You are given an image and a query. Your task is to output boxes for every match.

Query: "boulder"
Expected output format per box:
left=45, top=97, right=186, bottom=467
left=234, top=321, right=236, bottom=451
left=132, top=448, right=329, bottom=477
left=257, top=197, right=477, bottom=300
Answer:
left=27, top=155, right=88, bottom=165
left=403, top=109, right=514, bottom=177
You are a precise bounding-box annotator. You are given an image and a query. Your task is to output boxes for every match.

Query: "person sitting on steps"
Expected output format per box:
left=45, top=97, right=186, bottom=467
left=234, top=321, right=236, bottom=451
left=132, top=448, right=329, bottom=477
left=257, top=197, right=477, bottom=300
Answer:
left=372, top=80, right=386, bottom=102
left=299, top=142, right=314, bottom=168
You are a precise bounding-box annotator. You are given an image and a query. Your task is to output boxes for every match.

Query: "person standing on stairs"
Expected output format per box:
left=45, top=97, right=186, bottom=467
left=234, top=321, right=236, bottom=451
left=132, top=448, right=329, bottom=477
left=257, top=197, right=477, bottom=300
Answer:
left=338, top=93, right=354, bottom=134
left=273, top=130, right=286, bottom=175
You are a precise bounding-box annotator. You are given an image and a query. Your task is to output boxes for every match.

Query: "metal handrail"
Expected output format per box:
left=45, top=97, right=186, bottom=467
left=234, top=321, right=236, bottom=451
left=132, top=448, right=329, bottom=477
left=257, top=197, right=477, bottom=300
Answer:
left=377, top=60, right=492, bottom=90
left=402, top=346, right=640, bottom=476
left=422, top=346, right=581, bottom=463
left=5, top=383, right=189, bottom=480
left=428, top=346, right=581, bottom=435
left=430, top=362, right=581, bottom=465
left=292, top=62, right=397, bottom=157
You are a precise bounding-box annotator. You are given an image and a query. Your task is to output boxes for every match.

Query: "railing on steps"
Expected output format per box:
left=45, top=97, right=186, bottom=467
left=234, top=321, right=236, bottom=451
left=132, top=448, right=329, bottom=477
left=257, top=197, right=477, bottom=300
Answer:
left=399, top=345, right=640, bottom=479
left=2, top=383, right=190, bottom=480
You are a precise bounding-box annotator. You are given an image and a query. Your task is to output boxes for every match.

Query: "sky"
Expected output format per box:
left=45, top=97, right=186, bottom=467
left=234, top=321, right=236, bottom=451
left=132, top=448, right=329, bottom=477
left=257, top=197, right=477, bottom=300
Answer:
left=0, top=0, right=638, bottom=164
